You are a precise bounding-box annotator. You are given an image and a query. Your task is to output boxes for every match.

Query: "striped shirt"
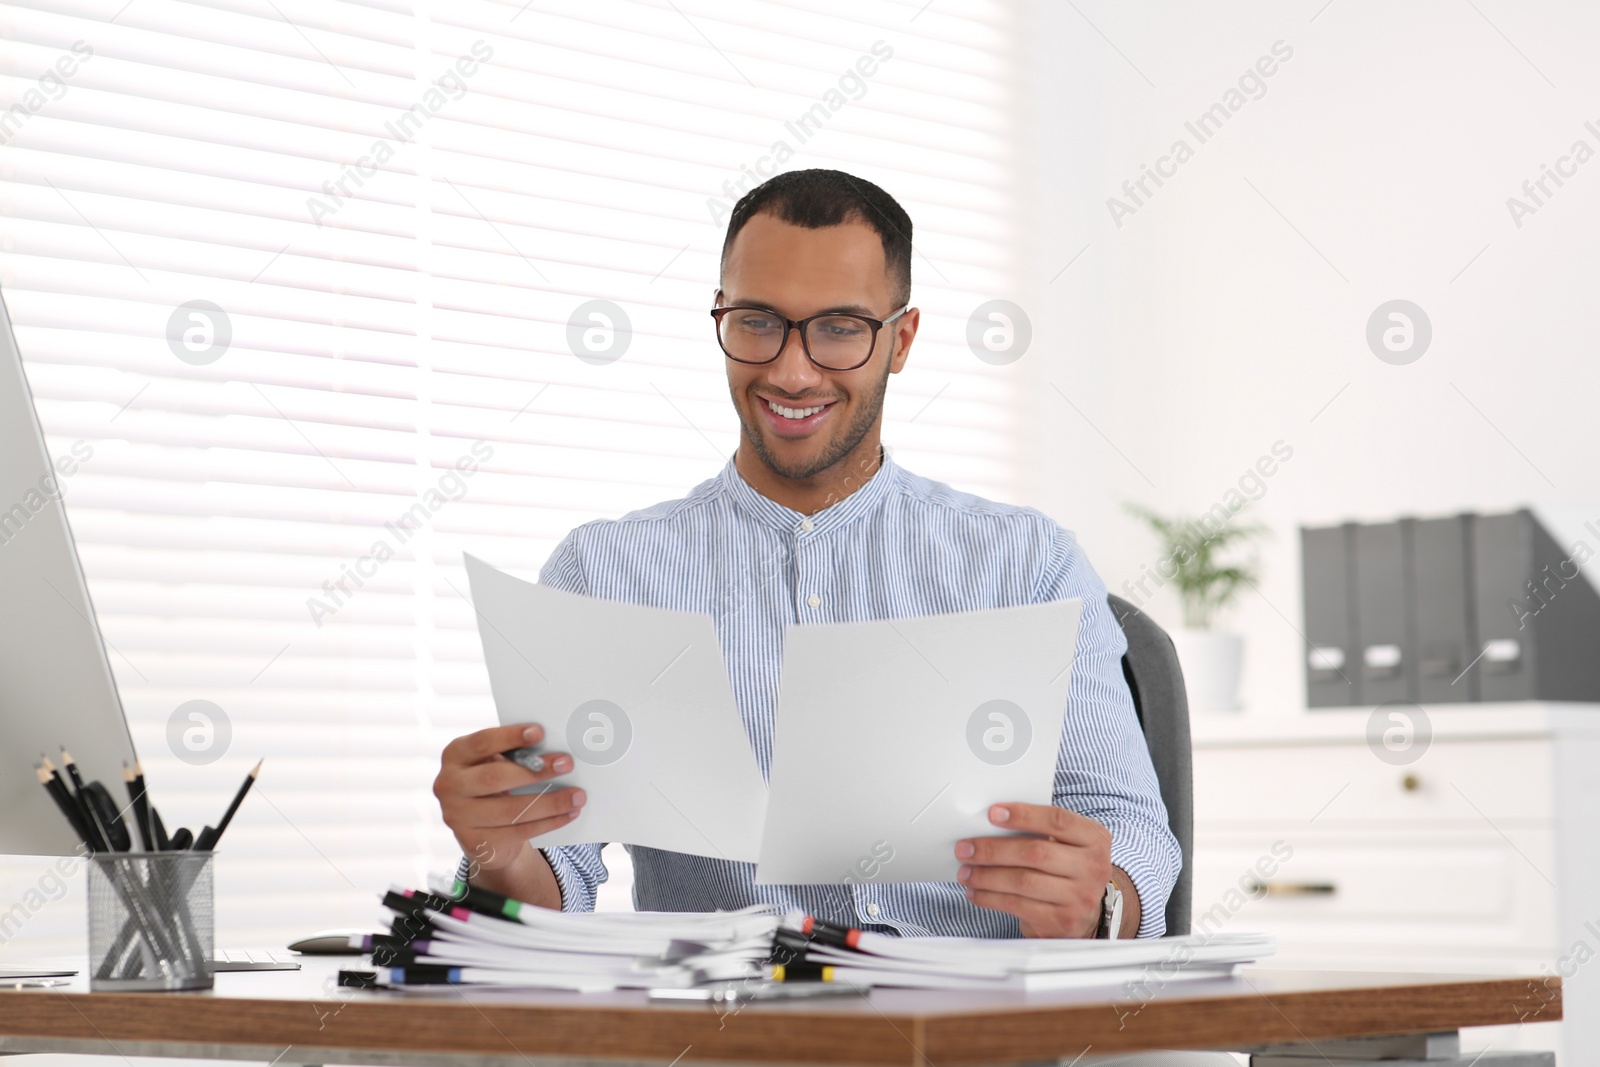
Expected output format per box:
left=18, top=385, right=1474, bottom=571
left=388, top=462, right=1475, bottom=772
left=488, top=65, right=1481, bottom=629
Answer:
left=464, top=449, right=1180, bottom=938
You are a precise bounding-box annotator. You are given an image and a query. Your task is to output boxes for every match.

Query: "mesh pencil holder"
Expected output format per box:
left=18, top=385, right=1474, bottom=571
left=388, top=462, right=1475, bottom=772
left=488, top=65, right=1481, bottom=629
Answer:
left=87, top=851, right=214, bottom=991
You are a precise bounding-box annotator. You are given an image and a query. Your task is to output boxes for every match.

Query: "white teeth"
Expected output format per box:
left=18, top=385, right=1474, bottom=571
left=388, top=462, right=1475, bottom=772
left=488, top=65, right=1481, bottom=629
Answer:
left=767, top=399, right=827, bottom=420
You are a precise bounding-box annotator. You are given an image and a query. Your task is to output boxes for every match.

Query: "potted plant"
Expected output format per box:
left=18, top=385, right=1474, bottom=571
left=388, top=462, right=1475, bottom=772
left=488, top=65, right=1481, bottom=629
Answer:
left=1124, top=504, right=1269, bottom=713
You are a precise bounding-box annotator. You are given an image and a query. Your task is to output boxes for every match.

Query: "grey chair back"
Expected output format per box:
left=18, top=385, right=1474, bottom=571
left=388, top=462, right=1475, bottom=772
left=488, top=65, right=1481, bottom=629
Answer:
left=1106, top=594, right=1193, bottom=936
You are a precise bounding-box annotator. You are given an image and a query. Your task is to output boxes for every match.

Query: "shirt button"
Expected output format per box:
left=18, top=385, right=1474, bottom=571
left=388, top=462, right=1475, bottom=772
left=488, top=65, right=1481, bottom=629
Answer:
left=807, top=595, right=821, bottom=608
left=865, top=903, right=881, bottom=918
left=800, top=519, right=814, bottom=532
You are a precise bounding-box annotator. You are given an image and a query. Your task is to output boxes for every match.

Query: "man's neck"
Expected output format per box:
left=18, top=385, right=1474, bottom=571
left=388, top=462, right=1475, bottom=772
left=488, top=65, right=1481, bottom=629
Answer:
left=733, top=438, right=885, bottom=516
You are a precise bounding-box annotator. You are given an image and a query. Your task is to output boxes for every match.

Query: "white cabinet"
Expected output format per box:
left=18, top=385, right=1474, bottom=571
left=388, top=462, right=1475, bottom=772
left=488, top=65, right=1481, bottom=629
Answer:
left=1191, top=703, right=1600, bottom=1064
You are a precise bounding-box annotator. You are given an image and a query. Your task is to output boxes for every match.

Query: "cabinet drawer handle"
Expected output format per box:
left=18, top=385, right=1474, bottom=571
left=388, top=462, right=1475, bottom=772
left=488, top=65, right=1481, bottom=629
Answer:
left=1245, top=879, right=1337, bottom=897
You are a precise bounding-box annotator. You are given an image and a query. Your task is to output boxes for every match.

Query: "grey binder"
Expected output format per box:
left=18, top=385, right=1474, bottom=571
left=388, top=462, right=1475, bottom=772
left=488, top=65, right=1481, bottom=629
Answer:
left=1353, top=521, right=1411, bottom=705
left=1411, top=514, right=1477, bottom=704
left=1301, top=524, right=1359, bottom=707
left=1472, top=509, right=1600, bottom=701
left=1303, top=508, right=1600, bottom=708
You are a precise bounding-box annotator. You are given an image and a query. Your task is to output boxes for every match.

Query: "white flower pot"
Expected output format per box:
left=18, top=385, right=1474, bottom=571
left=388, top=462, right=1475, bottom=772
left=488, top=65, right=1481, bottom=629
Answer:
left=1169, top=629, right=1244, bottom=714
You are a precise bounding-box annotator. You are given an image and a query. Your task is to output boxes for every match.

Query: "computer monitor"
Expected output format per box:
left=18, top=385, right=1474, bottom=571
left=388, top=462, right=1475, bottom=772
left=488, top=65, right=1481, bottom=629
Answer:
left=0, top=284, right=138, bottom=856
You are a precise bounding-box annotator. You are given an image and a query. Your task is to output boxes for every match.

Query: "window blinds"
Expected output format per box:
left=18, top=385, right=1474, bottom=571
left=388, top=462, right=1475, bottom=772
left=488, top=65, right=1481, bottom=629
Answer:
left=0, top=0, right=1018, bottom=949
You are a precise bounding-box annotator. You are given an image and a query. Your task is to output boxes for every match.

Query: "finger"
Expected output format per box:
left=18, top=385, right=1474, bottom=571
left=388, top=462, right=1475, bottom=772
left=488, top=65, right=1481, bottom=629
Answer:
left=957, top=863, right=1073, bottom=902
left=961, top=886, right=1075, bottom=932
left=953, top=834, right=1097, bottom=879
left=455, top=753, right=574, bottom=798
left=493, top=785, right=585, bottom=828
left=953, top=863, right=1107, bottom=921
left=449, top=786, right=585, bottom=830
left=988, top=803, right=1110, bottom=847
left=510, top=809, right=585, bottom=840
left=443, top=723, right=545, bottom=767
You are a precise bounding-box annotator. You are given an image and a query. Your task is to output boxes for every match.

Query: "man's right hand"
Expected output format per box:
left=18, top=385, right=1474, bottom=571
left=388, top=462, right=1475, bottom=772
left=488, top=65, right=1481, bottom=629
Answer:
left=433, top=723, right=585, bottom=907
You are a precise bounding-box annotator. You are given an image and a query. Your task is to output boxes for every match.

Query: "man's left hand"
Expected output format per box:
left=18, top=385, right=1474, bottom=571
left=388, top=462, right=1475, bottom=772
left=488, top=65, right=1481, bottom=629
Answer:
left=955, top=803, right=1128, bottom=939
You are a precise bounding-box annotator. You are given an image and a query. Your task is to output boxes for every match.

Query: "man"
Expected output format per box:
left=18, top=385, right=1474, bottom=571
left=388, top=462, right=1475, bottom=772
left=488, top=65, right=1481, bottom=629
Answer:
left=434, top=169, right=1180, bottom=939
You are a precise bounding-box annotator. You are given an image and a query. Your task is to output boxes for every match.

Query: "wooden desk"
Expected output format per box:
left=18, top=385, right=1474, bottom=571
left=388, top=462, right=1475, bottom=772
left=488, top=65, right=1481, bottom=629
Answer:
left=0, top=958, right=1560, bottom=1067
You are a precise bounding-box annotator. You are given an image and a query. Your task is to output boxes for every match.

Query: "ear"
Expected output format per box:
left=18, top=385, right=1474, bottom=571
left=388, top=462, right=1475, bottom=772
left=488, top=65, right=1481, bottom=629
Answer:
left=888, top=307, right=920, bottom=374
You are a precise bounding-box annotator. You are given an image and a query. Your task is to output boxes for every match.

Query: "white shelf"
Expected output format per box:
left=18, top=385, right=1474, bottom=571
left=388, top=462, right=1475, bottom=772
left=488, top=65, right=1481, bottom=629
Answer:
left=1189, top=701, right=1600, bottom=748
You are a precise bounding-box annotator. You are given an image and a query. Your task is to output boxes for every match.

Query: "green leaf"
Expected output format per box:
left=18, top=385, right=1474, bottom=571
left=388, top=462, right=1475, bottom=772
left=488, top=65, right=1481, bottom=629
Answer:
left=1122, top=501, right=1270, bottom=630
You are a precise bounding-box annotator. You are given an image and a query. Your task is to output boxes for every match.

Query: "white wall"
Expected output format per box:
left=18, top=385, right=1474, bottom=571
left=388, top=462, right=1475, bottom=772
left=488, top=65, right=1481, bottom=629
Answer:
left=1017, top=0, right=1600, bottom=716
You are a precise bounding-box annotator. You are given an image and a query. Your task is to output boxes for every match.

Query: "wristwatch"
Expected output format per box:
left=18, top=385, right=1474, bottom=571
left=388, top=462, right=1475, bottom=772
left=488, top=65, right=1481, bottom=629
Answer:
left=1094, top=880, right=1124, bottom=940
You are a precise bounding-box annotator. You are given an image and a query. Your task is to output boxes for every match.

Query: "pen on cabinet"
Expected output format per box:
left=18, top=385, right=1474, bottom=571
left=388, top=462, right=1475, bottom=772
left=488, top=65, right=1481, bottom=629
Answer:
left=649, top=977, right=861, bottom=1001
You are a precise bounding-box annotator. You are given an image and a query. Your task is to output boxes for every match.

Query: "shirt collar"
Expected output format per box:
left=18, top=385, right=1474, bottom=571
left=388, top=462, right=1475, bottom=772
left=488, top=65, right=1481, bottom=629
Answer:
left=718, top=446, right=900, bottom=536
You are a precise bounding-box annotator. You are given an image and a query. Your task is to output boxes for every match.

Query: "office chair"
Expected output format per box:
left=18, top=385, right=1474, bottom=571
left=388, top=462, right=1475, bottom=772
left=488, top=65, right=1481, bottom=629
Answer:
left=1107, top=593, right=1193, bottom=936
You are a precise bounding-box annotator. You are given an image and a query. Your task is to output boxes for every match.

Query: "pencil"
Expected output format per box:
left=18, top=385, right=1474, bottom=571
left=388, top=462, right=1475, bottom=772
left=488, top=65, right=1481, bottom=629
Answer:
left=124, top=761, right=154, bottom=852
left=58, top=747, right=109, bottom=849
left=35, top=762, right=92, bottom=850
left=209, top=759, right=261, bottom=847
left=39, top=755, right=73, bottom=807
left=59, top=746, right=88, bottom=794
left=44, top=753, right=106, bottom=852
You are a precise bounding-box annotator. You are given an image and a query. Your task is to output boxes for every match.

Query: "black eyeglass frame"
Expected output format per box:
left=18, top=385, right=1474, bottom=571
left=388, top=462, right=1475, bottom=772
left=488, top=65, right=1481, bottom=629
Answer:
left=709, top=303, right=911, bottom=371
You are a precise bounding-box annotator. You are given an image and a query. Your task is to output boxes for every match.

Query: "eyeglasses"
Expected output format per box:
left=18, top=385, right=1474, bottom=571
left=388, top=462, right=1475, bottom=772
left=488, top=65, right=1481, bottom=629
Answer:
left=710, top=304, right=909, bottom=372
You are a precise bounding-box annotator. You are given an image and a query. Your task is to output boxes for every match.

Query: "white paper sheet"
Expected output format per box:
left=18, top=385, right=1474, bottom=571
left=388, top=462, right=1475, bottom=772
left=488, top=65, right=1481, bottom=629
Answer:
left=463, top=554, right=767, bottom=862
left=755, top=598, right=1082, bottom=885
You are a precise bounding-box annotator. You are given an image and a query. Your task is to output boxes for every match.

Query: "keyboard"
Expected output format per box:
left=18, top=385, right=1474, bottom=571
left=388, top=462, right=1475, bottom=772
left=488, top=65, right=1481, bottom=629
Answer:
left=211, top=948, right=301, bottom=972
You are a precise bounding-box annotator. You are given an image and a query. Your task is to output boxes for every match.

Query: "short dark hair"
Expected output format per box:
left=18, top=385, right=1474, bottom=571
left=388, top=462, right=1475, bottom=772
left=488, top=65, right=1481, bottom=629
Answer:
left=720, top=169, right=912, bottom=308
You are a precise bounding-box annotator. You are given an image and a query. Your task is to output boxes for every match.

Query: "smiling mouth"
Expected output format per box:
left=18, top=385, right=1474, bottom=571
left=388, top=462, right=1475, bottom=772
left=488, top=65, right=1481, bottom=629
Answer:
left=764, top=397, right=833, bottom=420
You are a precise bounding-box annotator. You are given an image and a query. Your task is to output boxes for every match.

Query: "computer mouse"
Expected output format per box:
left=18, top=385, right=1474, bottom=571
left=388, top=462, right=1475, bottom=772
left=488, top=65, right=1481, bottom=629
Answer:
left=287, top=930, right=377, bottom=955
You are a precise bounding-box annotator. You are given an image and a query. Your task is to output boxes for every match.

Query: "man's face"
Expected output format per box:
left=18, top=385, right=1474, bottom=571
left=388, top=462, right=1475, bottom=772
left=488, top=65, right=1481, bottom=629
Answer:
left=719, top=213, right=914, bottom=481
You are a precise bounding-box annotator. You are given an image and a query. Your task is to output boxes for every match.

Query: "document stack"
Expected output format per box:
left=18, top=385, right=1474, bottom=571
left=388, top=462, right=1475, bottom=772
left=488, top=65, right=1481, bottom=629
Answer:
left=769, top=914, right=1275, bottom=992
left=358, top=879, right=1273, bottom=994
left=360, top=877, right=783, bottom=990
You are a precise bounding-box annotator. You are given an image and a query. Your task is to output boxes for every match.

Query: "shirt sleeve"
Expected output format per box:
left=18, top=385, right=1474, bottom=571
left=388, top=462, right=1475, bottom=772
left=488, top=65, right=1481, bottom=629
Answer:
left=455, top=845, right=609, bottom=912
left=539, top=525, right=588, bottom=593
left=1033, top=520, right=1181, bottom=938
left=539, top=843, right=610, bottom=912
